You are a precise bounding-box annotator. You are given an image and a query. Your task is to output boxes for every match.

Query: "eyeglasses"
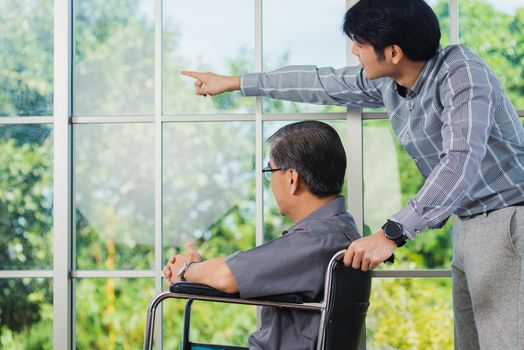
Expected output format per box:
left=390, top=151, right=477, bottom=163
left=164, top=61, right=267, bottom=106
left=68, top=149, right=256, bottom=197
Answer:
left=262, top=166, right=282, bottom=182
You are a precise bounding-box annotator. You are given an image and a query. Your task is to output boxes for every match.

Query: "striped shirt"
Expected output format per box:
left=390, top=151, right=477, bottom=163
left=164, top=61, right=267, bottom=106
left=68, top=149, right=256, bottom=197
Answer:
left=241, top=45, right=524, bottom=239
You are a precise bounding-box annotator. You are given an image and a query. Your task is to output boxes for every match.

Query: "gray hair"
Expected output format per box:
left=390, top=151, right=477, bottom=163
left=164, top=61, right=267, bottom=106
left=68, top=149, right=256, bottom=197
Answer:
left=268, top=121, right=346, bottom=197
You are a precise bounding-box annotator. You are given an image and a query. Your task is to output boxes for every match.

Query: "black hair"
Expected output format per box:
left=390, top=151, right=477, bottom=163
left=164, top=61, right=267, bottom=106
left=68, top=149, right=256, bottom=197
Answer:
left=268, top=121, right=346, bottom=198
left=343, top=0, right=441, bottom=61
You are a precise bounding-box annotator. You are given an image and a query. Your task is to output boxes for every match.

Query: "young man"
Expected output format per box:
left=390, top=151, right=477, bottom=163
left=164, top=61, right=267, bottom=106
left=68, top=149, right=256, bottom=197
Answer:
left=163, top=121, right=361, bottom=350
left=180, top=1, right=524, bottom=348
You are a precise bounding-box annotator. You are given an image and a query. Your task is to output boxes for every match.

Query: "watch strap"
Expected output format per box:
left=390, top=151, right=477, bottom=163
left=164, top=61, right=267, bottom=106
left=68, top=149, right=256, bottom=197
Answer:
left=177, top=261, right=195, bottom=281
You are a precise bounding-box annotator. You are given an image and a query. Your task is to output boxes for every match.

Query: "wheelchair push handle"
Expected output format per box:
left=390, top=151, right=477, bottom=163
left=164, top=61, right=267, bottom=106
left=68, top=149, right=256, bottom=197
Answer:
left=338, top=249, right=395, bottom=265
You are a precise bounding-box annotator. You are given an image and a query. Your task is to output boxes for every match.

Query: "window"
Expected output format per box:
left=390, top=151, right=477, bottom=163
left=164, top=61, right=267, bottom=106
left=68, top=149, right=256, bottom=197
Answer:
left=163, top=0, right=255, bottom=114
left=74, top=0, right=155, bottom=116
left=0, top=1, right=54, bottom=346
left=74, top=124, right=155, bottom=270
left=263, top=0, right=346, bottom=114
left=0, top=0, right=54, bottom=117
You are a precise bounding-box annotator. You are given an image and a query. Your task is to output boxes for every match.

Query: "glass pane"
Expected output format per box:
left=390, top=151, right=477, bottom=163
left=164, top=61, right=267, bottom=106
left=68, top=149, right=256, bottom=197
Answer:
left=163, top=0, right=255, bottom=114
left=74, top=0, right=154, bottom=116
left=262, top=0, right=346, bottom=114
left=163, top=293, right=256, bottom=348
left=0, top=278, right=53, bottom=349
left=75, top=278, right=154, bottom=349
left=0, top=125, right=53, bottom=270
left=0, top=0, right=53, bottom=116
left=367, top=278, right=453, bottom=349
left=75, top=124, right=154, bottom=270
left=363, top=120, right=452, bottom=269
left=262, top=120, right=348, bottom=242
left=163, top=122, right=255, bottom=259
left=459, top=0, right=524, bottom=108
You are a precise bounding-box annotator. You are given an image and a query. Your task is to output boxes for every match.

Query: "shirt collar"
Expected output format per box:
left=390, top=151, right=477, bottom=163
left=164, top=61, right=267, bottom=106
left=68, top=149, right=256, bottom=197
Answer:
left=396, top=46, right=441, bottom=97
left=285, top=196, right=347, bottom=234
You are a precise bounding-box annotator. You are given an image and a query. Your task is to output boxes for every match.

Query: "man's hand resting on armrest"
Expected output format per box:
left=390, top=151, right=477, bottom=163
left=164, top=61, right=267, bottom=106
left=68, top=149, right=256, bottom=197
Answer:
left=162, top=243, right=239, bottom=294
left=162, top=243, right=203, bottom=286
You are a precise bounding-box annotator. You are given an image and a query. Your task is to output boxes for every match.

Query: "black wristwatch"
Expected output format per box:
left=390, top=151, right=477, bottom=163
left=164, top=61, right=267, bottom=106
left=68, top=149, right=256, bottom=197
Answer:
left=382, top=220, right=408, bottom=247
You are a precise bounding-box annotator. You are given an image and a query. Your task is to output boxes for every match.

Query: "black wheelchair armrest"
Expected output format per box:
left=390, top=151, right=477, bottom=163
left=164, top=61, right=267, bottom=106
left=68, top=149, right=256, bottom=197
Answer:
left=170, top=282, right=304, bottom=304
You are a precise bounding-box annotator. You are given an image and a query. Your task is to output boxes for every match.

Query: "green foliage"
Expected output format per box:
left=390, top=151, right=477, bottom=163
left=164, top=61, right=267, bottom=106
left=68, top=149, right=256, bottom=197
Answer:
left=0, top=278, right=53, bottom=350
left=433, top=0, right=451, bottom=46
left=367, top=279, right=453, bottom=350
left=198, top=205, right=256, bottom=258
left=0, top=0, right=53, bottom=116
left=75, top=278, right=154, bottom=349
left=164, top=300, right=256, bottom=349
left=460, top=0, right=524, bottom=108
left=0, top=133, right=53, bottom=271
left=505, top=8, right=524, bottom=108
left=0, top=125, right=53, bottom=348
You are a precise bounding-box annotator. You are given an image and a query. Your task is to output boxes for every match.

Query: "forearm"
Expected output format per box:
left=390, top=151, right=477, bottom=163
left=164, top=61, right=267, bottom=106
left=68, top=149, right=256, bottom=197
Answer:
left=241, top=65, right=384, bottom=107
left=184, top=257, right=239, bottom=294
left=391, top=149, right=482, bottom=238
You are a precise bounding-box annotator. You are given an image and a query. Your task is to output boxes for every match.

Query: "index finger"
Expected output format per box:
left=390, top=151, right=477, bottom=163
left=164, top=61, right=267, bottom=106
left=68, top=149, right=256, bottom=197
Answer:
left=181, top=70, right=202, bottom=80
left=343, top=243, right=355, bottom=267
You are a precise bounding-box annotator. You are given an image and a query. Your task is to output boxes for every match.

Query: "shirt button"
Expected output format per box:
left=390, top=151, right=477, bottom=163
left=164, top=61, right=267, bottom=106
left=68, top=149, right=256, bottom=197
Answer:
left=413, top=157, right=418, bottom=163
left=415, top=230, right=421, bottom=235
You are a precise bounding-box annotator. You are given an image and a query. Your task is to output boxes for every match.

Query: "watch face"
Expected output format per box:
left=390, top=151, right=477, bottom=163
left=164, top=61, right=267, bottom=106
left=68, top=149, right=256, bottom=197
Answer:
left=383, top=221, right=408, bottom=247
left=384, top=221, right=402, bottom=239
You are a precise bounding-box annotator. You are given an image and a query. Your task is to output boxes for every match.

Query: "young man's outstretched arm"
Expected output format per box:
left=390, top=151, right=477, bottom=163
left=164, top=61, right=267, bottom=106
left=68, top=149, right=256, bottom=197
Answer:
left=181, top=65, right=385, bottom=108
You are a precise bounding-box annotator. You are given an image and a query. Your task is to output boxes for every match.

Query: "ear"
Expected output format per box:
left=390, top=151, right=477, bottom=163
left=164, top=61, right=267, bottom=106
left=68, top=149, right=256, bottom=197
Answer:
left=389, top=45, right=403, bottom=65
left=288, top=169, right=300, bottom=195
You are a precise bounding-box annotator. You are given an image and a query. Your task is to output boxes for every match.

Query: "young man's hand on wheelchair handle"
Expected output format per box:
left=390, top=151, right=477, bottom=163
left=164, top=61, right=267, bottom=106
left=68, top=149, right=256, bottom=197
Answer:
left=343, top=230, right=397, bottom=271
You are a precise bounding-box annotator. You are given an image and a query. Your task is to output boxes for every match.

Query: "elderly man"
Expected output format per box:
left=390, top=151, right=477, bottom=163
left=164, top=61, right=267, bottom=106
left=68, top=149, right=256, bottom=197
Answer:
left=163, top=120, right=360, bottom=350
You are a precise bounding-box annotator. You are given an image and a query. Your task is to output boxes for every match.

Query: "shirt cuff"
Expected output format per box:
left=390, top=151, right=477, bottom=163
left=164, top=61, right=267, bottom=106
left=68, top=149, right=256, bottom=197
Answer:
left=240, top=73, right=262, bottom=96
left=389, top=205, right=426, bottom=240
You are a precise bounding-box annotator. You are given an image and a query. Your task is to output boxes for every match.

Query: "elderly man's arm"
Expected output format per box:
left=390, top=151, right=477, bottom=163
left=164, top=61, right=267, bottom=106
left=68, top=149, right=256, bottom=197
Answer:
left=178, top=258, right=239, bottom=294
left=163, top=245, right=239, bottom=294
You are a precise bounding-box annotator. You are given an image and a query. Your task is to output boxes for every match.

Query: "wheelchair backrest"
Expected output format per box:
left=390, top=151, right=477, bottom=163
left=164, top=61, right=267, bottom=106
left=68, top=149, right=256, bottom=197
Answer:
left=317, top=251, right=372, bottom=350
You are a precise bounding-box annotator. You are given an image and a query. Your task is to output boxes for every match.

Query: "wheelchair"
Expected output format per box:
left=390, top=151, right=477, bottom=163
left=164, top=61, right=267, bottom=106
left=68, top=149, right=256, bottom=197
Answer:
left=143, top=249, right=372, bottom=350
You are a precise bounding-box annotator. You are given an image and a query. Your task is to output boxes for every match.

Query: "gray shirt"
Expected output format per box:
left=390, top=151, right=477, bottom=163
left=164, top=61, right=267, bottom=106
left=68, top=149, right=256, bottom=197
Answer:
left=226, top=196, right=360, bottom=350
left=241, top=45, right=524, bottom=239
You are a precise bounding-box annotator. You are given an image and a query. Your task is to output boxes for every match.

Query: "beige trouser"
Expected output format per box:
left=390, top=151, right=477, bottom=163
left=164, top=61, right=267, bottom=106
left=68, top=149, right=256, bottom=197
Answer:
left=453, top=206, right=524, bottom=350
